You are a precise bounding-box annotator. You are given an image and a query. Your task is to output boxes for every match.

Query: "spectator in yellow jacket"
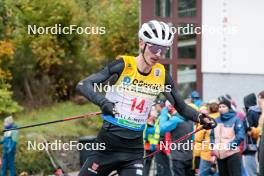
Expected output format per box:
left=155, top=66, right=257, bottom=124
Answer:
left=184, top=99, right=201, bottom=174
left=197, top=102, right=219, bottom=176
left=193, top=104, right=207, bottom=174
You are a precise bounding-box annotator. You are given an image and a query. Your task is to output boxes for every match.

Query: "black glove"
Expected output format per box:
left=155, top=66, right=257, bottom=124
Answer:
left=198, top=113, right=217, bottom=129
left=101, top=101, right=116, bottom=117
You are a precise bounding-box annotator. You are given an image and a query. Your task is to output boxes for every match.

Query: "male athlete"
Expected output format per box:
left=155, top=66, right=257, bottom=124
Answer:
left=77, top=20, right=216, bottom=176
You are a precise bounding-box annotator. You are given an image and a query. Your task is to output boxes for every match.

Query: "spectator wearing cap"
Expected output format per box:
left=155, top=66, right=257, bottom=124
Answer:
left=0, top=116, right=18, bottom=176
left=189, top=91, right=203, bottom=108
left=219, top=95, right=248, bottom=175
left=210, top=97, right=244, bottom=176
left=154, top=99, right=166, bottom=114
left=143, top=98, right=172, bottom=176
left=154, top=99, right=184, bottom=176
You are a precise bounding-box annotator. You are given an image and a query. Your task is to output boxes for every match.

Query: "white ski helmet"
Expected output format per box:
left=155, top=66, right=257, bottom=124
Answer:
left=138, top=20, right=174, bottom=47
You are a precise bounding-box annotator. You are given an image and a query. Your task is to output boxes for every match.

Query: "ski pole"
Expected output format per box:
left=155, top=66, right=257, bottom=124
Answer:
left=2, top=111, right=101, bottom=133
left=144, top=126, right=204, bottom=159
left=41, top=136, right=68, bottom=176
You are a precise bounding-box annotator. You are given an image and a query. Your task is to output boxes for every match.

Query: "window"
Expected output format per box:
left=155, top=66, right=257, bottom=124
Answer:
left=142, top=0, right=202, bottom=96
left=165, top=47, right=172, bottom=59
left=177, top=23, right=197, bottom=59
left=178, top=0, right=196, bottom=17
left=155, top=0, right=171, bottom=18
left=177, top=65, right=196, bottom=98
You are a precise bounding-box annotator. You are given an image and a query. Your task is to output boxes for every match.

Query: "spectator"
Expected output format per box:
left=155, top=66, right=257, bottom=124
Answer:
left=221, top=94, right=248, bottom=175
left=243, top=93, right=257, bottom=113
left=192, top=104, right=207, bottom=175
left=257, top=91, right=264, bottom=176
left=0, top=116, right=18, bottom=176
left=224, top=95, right=248, bottom=176
left=169, top=105, right=194, bottom=176
left=143, top=106, right=159, bottom=176
left=188, top=92, right=204, bottom=175
left=249, top=91, right=264, bottom=140
left=189, top=91, right=203, bottom=108
left=197, top=101, right=219, bottom=176
left=210, top=97, right=244, bottom=176
left=155, top=100, right=184, bottom=176
left=243, top=93, right=260, bottom=176
left=257, top=91, right=264, bottom=135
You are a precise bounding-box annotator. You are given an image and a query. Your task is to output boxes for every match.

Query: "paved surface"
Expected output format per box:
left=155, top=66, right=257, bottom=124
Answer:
left=67, top=172, right=78, bottom=176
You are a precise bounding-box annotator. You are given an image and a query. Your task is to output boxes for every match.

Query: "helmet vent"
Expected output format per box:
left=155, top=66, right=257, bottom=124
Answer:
left=162, top=30, right=165, bottom=39
left=143, top=31, right=152, bottom=39
left=152, top=29, right=158, bottom=38
left=168, top=33, right=172, bottom=40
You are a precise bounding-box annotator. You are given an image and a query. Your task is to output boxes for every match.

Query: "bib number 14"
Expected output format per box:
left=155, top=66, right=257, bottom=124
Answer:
left=131, top=98, right=145, bottom=113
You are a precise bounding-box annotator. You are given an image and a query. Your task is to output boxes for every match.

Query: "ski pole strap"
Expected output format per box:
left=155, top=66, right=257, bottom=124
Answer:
left=143, top=126, right=203, bottom=159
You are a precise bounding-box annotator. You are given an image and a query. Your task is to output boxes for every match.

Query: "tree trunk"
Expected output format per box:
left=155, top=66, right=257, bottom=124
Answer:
left=24, top=77, right=33, bottom=101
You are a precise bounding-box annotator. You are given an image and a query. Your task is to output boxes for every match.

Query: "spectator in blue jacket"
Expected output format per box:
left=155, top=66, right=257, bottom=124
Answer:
left=0, top=116, right=18, bottom=176
left=210, top=97, right=244, bottom=176
left=159, top=103, right=185, bottom=136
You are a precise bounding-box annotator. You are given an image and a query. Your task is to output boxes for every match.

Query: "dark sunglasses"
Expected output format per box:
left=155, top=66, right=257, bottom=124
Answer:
left=147, top=43, right=169, bottom=55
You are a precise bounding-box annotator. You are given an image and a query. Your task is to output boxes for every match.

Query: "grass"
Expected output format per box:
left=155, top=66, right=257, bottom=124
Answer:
left=0, top=101, right=102, bottom=174
left=8, top=101, right=102, bottom=137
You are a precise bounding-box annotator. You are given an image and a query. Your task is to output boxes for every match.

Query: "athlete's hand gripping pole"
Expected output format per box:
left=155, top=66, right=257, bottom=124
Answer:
left=198, top=113, right=217, bottom=130
left=2, top=111, right=102, bottom=133
left=100, top=101, right=119, bottom=116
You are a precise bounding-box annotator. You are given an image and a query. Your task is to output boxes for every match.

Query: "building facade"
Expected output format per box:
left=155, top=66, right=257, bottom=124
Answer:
left=140, top=0, right=264, bottom=108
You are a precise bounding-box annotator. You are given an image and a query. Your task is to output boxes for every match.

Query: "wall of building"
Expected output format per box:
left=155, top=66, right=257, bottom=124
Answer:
left=203, top=73, right=264, bottom=109
left=202, top=0, right=264, bottom=108
left=202, top=0, right=264, bottom=74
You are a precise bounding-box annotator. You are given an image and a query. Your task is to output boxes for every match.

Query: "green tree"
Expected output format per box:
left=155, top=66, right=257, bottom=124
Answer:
left=85, top=0, right=139, bottom=61
left=5, top=0, right=97, bottom=105
left=1, top=0, right=139, bottom=107
left=0, top=0, right=23, bottom=116
left=0, top=41, right=23, bottom=115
